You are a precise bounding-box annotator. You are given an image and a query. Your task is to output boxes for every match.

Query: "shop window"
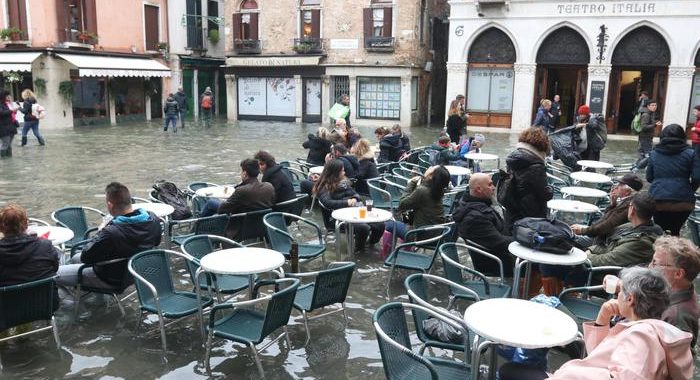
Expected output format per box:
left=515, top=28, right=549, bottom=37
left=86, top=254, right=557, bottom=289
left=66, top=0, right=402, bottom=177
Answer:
left=144, top=5, right=159, bottom=51
left=466, top=68, right=515, bottom=113
left=6, top=0, right=28, bottom=38
left=71, top=76, right=108, bottom=126
left=112, top=77, right=146, bottom=122
left=411, top=77, right=418, bottom=111
left=357, top=77, right=401, bottom=120
left=57, top=0, right=97, bottom=44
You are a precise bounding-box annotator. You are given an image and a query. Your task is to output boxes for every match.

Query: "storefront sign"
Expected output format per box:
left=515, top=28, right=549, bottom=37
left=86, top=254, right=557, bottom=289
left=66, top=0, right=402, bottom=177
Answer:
left=589, top=81, right=605, bottom=114
left=329, top=39, right=359, bottom=50
left=556, top=2, right=656, bottom=15
left=226, top=56, right=320, bottom=67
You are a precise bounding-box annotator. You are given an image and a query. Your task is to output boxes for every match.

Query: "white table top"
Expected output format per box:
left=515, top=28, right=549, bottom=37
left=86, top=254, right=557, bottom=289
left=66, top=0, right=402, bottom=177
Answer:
left=577, top=160, right=614, bottom=169
left=464, top=298, right=579, bottom=349
left=332, top=207, right=393, bottom=224
left=570, top=171, right=611, bottom=184
left=26, top=225, right=74, bottom=246
left=547, top=199, right=600, bottom=213
left=132, top=203, right=175, bottom=217
left=464, top=152, right=499, bottom=161
left=309, top=166, right=324, bottom=175
left=200, top=247, right=285, bottom=275
left=195, top=185, right=234, bottom=199
left=560, top=186, right=608, bottom=199
left=444, top=165, right=471, bottom=176
left=508, top=241, right=588, bottom=266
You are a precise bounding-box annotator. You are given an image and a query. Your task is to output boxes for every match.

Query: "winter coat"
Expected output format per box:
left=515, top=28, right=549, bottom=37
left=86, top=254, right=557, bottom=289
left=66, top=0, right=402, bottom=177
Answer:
left=163, top=97, right=179, bottom=118
left=445, top=114, right=465, bottom=143
left=397, top=180, right=445, bottom=229
left=0, top=101, right=16, bottom=138
left=550, top=101, right=561, bottom=128
left=639, top=107, right=659, bottom=138
left=378, top=134, right=401, bottom=163
left=504, top=143, right=553, bottom=226
left=262, top=164, right=296, bottom=203
left=584, top=115, right=607, bottom=152
left=647, top=126, right=700, bottom=203
left=692, top=115, right=700, bottom=146
left=452, top=194, right=514, bottom=277
left=662, top=286, right=699, bottom=352
left=19, top=96, right=37, bottom=122
left=316, top=180, right=360, bottom=210
left=0, top=233, right=59, bottom=286
left=218, top=178, right=275, bottom=240
left=399, top=134, right=411, bottom=155
left=303, top=134, right=332, bottom=166
left=430, top=144, right=461, bottom=165
left=587, top=222, right=664, bottom=267
left=533, top=106, right=552, bottom=133
left=355, top=155, right=379, bottom=195
left=80, top=208, right=162, bottom=286
left=173, top=90, right=188, bottom=111
left=199, top=91, right=214, bottom=110
left=338, top=154, right=360, bottom=179
left=583, top=197, right=631, bottom=244
left=549, top=319, right=693, bottom=380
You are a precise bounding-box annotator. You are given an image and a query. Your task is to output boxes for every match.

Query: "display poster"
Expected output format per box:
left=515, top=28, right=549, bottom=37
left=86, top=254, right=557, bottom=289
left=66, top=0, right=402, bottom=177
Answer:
left=489, top=69, right=514, bottom=113
left=689, top=74, right=700, bottom=124
left=266, top=77, right=296, bottom=117
left=305, top=79, right=321, bottom=116
left=238, top=77, right=266, bottom=116
left=589, top=81, right=606, bottom=114
left=467, top=69, right=491, bottom=112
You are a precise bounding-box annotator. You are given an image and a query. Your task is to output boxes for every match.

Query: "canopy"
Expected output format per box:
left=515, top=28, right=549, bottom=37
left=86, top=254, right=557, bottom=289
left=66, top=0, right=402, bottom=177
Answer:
left=0, top=52, right=42, bottom=72
left=56, top=53, right=171, bottom=77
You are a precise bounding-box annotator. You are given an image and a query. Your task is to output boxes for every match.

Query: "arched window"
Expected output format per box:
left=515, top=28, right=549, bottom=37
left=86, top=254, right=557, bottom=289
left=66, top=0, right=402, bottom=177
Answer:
left=240, top=0, right=258, bottom=10
left=233, top=0, right=260, bottom=53
left=300, top=0, right=320, bottom=5
left=468, top=28, right=516, bottom=63
left=611, top=26, right=670, bottom=67
left=536, top=27, right=589, bottom=65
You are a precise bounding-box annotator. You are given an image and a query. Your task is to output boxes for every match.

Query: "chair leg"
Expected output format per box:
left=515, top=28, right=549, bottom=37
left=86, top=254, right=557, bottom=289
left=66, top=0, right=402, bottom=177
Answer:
left=204, top=330, right=214, bottom=374
left=446, top=296, right=456, bottom=310
left=386, top=266, right=396, bottom=297
left=342, top=302, right=348, bottom=325
left=73, top=286, right=82, bottom=321
left=51, top=316, right=61, bottom=349
left=134, top=311, right=143, bottom=337
left=249, top=342, right=265, bottom=378
left=112, top=294, right=126, bottom=317
left=301, top=311, right=311, bottom=345
left=157, top=313, right=168, bottom=356
left=283, top=325, right=291, bottom=347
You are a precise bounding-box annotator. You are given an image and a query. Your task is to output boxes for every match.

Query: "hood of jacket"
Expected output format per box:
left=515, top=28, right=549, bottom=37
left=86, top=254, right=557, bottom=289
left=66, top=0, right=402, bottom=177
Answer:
left=655, top=124, right=690, bottom=155
left=506, top=144, right=545, bottom=170
left=624, top=319, right=694, bottom=379
left=0, top=234, right=44, bottom=267
left=613, top=222, right=664, bottom=241
left=340, top=154, right=359, bottom=168
left=262, top=164, right=283, bottom=181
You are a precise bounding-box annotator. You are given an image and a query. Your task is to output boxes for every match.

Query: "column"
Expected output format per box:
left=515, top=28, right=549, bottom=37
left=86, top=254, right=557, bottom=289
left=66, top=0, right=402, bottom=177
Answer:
left=321, top=74, right=330, bottom=124
left=192, top=68, right=199, bottom=119
left=108, top=78, right=116, bottom=126
left=225, top=74, right=238, bottom=121
left=145, top=95, right=152, bottom=121
left=400, top=74, right=412, bottom=127
left=664, top=66, right=696, bottom=127
left=214, top=70, right=220, bottom=116
left=294, top=74, right=303, bottom=123
left=348, top=75, right=357, bottom=126
left=511, top=63, right=537, bottom=131
left=444, top=62, right=467, bottom=121
left=585, top=64, right=612, bottom=116
left=37, top=55, right=73, bottom=129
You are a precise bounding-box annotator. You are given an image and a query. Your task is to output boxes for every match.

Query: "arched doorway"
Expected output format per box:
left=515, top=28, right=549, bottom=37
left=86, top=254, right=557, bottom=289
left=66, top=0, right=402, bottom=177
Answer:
left=466, top=28, right=516, bottom=128
left=606, top=26, right=670, bottom=134
left=690, top=48, right=700, bottom=126
left=533, top=26, right=590, bottom=127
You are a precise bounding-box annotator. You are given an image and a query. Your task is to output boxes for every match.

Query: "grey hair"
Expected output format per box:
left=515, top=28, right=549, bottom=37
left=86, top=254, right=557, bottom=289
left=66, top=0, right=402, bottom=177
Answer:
left=619, top=266, right=670, bottom=320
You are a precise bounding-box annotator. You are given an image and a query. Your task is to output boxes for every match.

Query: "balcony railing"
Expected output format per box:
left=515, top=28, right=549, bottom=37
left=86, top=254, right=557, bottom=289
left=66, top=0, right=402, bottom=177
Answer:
left=292, top=38, right=323, bottom=54
left=364, top=36, right=395, bottom=52
left=233, top=39, right=261, bottom=54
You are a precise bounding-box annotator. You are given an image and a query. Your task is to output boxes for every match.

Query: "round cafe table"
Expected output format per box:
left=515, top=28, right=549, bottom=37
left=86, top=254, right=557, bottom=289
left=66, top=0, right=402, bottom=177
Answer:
left=464, top=298, right=579, bottom=380
left=132, top=203, right=175, bottom=218
left=569, top=171, right=611, bottom=185
left=547, top=199, right=599, bottom=214
left=195, top=185, right=234, bottom=199
left=560, top=186, right=608, bottom=200
left=464, top=152, right=500, bottom=170
left=444, top=165, right=471, bottom=185
left=577, top=160, right=614, bottom=171
left=331, top=207, right=393, bottom=258
left=308, top=166, right=324, bottom=175
left=26, top=225, right=75, bottom=264
left=508, top=241, right=588, bottom=299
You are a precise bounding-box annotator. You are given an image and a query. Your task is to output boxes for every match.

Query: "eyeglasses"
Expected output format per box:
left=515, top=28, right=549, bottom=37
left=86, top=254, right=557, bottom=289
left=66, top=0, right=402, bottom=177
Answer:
left=649, top=261, right=677, bottom=269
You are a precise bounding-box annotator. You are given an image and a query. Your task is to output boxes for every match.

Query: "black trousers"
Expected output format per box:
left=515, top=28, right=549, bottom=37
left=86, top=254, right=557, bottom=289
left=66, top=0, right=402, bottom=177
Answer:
left=499, top=362, right=548, bottom=380
left=654, top=209, right=692, bottom=236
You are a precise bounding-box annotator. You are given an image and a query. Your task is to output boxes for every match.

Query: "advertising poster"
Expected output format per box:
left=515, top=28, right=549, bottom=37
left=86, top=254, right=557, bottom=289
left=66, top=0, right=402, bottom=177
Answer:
left=238, top=77, right=266, bottom=116
left=267, top=78, right=296, bottom=117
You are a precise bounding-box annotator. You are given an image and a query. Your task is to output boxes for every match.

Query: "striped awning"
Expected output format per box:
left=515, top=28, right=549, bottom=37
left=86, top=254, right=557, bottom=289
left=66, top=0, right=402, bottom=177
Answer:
left=56, top=53, right=171, bottom=77
left=0, top=52, right=42, bottom=72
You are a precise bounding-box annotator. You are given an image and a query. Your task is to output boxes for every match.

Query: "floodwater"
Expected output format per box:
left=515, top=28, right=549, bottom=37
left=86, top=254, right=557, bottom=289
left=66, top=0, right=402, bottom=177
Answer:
left=0, top=119, right=696, bottom=379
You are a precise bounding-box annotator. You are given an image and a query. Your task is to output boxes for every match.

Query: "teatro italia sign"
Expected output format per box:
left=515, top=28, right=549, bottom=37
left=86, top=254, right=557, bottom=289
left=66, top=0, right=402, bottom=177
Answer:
left=556, top=2, right=657, bottom=15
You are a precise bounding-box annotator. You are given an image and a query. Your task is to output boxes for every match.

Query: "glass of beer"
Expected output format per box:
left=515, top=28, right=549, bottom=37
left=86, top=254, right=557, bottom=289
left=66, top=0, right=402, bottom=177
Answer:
left=359, top=206, right=367, bottom=219
left=365, top=199, right=373, bottom=212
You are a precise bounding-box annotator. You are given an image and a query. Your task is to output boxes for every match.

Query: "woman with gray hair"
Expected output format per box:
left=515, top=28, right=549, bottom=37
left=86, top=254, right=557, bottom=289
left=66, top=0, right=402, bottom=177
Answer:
left=500, top=267, right=693, bottom=379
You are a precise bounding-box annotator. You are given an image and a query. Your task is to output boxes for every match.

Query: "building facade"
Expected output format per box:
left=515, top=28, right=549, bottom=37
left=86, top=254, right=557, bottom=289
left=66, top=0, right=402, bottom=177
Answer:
left=0, top=0, right=171, bottom=128
left=446, top=0, right=700, bottom=133
left=222, top=0, right=448, bottom=128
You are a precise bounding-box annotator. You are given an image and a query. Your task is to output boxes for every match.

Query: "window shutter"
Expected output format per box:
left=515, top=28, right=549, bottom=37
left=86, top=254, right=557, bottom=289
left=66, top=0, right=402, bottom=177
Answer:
left=8, top=0, right=28, bottom=34
left=144, top=5, right=160, bottom=51
left=56, top=0, right=68, bottom=41
left=382, top=7, right=392, bottom=37
left=83, top=0, right=97, bottom=34
left=249, top=13, right=259, bottom=40
left=232, top=13, right=242, bottom=40
left=362, top=8, right=372, bottom=38
left=310, top=9, right=320, bottom=38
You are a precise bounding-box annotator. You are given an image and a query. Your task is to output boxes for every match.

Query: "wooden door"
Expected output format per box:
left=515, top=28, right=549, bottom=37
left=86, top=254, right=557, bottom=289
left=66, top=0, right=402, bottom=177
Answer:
left=532, top=66, right=548, bottom=121
left=653, top=69, right=668, bottom=124
left=606, top=68, right=621, bottom=133
left=575, top=68, right=588, bottom=111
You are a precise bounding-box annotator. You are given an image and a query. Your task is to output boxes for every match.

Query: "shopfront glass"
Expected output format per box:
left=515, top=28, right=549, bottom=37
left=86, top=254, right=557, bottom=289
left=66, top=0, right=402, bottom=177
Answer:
left=466, top=68, right=515, bottom=113
left=112, top=77, right=146, bottom=122
left=72, top=76, right=108, bottom=126
left=357, top=77, right=400, bottom=119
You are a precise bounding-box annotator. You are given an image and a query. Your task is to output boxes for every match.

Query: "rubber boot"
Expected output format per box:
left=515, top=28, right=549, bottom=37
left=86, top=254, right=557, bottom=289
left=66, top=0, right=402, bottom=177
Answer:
left=21, top=136, right=27, bottom=146
left=38, top=136, right=45, bottom=146
left=541, top=277, right=564, bottom=297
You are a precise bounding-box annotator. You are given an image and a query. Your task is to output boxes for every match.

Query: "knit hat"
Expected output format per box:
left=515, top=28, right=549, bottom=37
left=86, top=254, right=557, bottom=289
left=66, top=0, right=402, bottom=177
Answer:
left=473, top=134, right=486, bottom=146
left=618, top=173, right=643, bottom=191
left=577, top=105, right=590, bottom=116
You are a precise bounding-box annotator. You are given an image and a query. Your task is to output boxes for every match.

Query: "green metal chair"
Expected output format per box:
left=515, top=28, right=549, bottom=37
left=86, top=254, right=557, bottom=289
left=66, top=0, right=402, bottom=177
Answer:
left=443, top=189, right=466, bottom=218
left=286, top=261, right=355, bottom=344
left=280, top=166, right=306, bottom=194
left=687, top=216, right=700, bottom=247
left=439, top=242, right=511, bottom=303
left=167, top=214, right=229, bottom=247
left=383, top=225, right=451, bottom=291
left=51, top=206, right=106, bottom=248
left=0, top=276, right=61, bottom=349
left=367, top=178, right=395, bottom=211
left=180, top=235, right=251, bottom=300
left=404, top=273, right=479, bottom=354
left=186, top=182, right=219, bottom=197
left=272, top=193, right=308, bottom=217
left=204, top=277, right=300, bottom=377
left=228, top=208, right=273, bottom=246
left=128, top=249, right=214, bottom=355
left=263, top=212, right=326, bottom=266
left=374, top=302, right=471, bottom=380
left=558, top=265, right=621, bottom=324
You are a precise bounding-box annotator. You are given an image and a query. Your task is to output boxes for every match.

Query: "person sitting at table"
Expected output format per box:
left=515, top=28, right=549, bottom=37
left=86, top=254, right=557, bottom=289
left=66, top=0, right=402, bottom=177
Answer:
left=430, top=135, right=461, bottom=165
left=351, top=138, right=379, bottom=196
left=391, top=124, right=411, bottom=159
left=302, top=127, right=332, bottom=166
left=56, top=182, right=162, bottom=292
left=451, top=133, right=486, bottom=170
left=376, top=127, right=397, bottom=163
left=499, top=267, right=694, bottom=380
left=452, top=173, right=515, bottom=277
left=570, top=173, right=643, bottom=248
left=254, top=150, right=295, bottom=204
left=313, top=159, right=384, bottom=252
left=384, top=165, right=450, bottom=240
left=327, top=143, right=360, bottom=181
left=330, top=119, right=360, bottom=150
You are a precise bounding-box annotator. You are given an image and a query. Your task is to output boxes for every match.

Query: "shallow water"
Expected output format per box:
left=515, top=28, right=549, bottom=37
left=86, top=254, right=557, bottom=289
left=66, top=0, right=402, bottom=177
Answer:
left=0, top=119, right=697, bottom=379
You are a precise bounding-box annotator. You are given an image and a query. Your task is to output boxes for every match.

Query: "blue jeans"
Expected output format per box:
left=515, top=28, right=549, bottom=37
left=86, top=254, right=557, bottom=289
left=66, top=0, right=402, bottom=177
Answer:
left=164, top=116, right=178, bottom=132
left=179, top=110, right=187, bottom=127
left=22, top=120, right=43, bottom=141
left=200, top=199, right=222, bottom=217
left=385, top=220, right=409, bottom=240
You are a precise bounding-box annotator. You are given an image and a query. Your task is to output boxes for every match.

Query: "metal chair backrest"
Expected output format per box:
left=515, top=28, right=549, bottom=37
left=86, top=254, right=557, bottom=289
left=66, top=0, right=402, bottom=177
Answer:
left=263, top=212, right=295, bottom=252
left=190, top=195, right=208, bottom=218
left=148, top=189, right=162, bottom=203
left=237, top=208, right=273, bottom=243
left=439, top=242, right=466, bottom=284
left=193, top=214, right=229, bottom=237
left=406, top=223, right=454, bottom=251
left=0, top=277, right=56, bottom=331
left=687, top=216, right=700, bottom=247
left=443, top=189, right=466, bottom=217
left=367, top=178, right=392, bottom=209
left=272, top=194, right=308, bottom=217
left=181, top=235, right=245, bottom=281
left=260, top=278, right=300, bottom=338
left=51, top=206, right=103, bottom=245
left=129, top=249, right=176, bottom=304
left=187, top=182, right=218, bottom=194
left=309, top=262, right=355, bottom=310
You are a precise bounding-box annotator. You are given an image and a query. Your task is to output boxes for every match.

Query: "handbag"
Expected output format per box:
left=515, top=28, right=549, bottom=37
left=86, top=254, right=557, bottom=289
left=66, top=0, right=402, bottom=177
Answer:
left=513, top=217, right=575, bottom=255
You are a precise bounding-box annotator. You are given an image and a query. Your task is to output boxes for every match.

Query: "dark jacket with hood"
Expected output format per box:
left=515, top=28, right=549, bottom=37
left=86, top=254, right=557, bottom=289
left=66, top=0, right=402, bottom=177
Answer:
left=338, top=154, right=360, bottom=179
left=163, top=96, right=180, bottom=118
left=0, top=101, right=15, bottom=138
left=453, top=194, right=514, bottom=277
left=533, top=106, right=552, bottom=133
left=588, top=222, right=664, bottom=267
left=582, top=114, right=607, bottom=152
left=316, top=180, right=360, bottom=210
left=303, top=134, right=332, bottom=166
left=19, top=96, right=37, bottom=122
left=445, top=114, right=465, bottom=143
left=262, top=164, right=296, bottom=203
left=0, top=233, right=59, bottom=286
left=379, top=134, right=401, bottom=163
left=173, top=90, right=188, bottom=111
left=355, top=152, right=379, bottom=195
left=639, top=106, right=659, bottom=138
left=80, top=208, right=162, bottom=286
left=647, top=124, right=700, bottom=203
left=505, top=143, right=553, bottom=226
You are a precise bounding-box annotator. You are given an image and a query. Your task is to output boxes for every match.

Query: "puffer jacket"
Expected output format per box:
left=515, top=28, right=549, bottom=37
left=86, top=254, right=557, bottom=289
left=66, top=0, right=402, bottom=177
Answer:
left=338, top=154, right=360, bottom=179
left=262, top=164, right=296, bottom=203
left=504, top=143, right=553, bottom=226
left=302, top=134, right=332, bottom=166
left=533, top=106, right=552, bottom=133
left=163, top=97, right=179, bottom=117
left=355, top=154, right=379, bottom=195
left=397, top=180, right=445, bottom=229
left=0, top=101, right=15, bottom=138
left=647, top=124, right=700, bottom=203
left=587, top=222, right=664, bottom=267
left=639, top=106, right=659, bottom=138
left=379, top=134, right=401, bottom=163
left=316, top=180, right=360, bottom=210
left=0, top=233, right=59, bottom=286
left=585, top=114, right=607, bottom=152
left=173, top=91, right=188, bottom=111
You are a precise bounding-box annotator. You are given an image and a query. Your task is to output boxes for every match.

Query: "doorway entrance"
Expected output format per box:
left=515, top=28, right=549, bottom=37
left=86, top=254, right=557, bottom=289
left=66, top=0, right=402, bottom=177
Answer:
left=302, top=78, right=322, bottom=123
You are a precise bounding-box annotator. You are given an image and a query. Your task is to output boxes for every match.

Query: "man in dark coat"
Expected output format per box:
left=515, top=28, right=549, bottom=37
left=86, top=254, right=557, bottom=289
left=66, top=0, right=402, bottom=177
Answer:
left=331, top=144, right=360, bottom=180
left=254, top=150, right=295, bottom=203
left=638, top=99, right=662, bottom=160
left=173, top=86, right=189, bottom=129
left=56, top=182, right=162, bottom=290
left=453, top=173, right=514, bottom=277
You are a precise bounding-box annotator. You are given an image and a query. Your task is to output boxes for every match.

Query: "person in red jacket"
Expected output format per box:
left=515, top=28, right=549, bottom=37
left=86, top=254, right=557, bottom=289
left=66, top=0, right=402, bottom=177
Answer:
left=692, top=105, right=700, bottom=158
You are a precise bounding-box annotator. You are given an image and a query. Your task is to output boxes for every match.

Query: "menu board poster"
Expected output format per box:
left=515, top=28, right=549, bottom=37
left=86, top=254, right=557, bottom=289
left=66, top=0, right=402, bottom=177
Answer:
left=238, top=77, right=266, bottom=116
left=489, top=69, right=514, bottom=113
left=267, top=78, right=296, bottom=117
left=589, top=81, right=605, bottom=115
left=467, top=68, right=514, bottom=113
left=689, top=74, right=700, bottom=124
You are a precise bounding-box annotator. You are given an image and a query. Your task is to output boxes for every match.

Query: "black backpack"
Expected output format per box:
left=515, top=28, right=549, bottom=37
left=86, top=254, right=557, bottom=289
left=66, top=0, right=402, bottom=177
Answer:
left=496, top=169, right=518, bottom=212
left=513, top=217, right=575, bottom=255
left=152, top=181, right=192, bottom=220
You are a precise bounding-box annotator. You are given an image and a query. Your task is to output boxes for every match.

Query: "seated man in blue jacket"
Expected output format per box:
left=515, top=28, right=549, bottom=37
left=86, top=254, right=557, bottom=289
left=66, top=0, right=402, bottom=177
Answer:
left=56, top=182, right=162, bottom=291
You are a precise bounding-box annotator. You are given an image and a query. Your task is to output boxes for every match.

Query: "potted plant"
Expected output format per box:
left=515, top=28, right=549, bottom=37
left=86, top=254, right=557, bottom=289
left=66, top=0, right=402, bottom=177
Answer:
left=157, top=42, right=168, bottom=51
left=0, top=27, right=23, bottom=41
left=208, top=29, right=220, bottom=45
left=77, top=31, right=98, bottom=44
left=293, top=41, right=314, bottom=54
left=58, top=81, right=73, bottom=104
left=33, top=78, right=47, bottom=97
